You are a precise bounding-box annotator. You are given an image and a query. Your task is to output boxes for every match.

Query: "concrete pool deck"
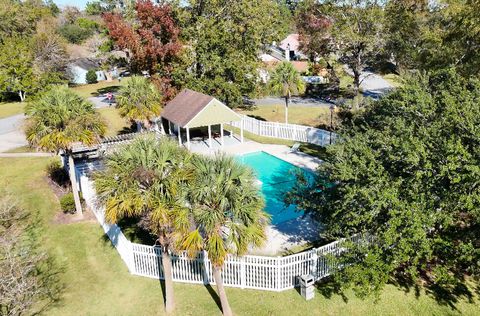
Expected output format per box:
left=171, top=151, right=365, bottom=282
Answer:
left=190, top=138, right=323, bottom=172
left=190, top=138, right=324, bottom=255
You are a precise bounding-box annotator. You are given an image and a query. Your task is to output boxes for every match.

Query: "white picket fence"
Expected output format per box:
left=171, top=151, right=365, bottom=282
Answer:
left=232, top=115, right=337, bottom=147
left=77, top=163, right=355, bottom=291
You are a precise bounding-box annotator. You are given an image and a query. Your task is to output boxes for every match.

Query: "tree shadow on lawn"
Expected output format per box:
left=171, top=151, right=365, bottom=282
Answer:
left=314, top=272, right=477, bottom=311
left=118, top=122, right=137, bottom=135
left=315, top=276, right=349, bottom=303
left=92, top=85, right=122, bottom=97
left=99, top=229, right=223, bottom=314
left=390, top=271, right=476, bottom=311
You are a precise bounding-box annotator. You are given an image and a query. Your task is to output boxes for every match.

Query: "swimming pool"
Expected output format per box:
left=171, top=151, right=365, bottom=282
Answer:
left=238, top=151, right=305, bottom=225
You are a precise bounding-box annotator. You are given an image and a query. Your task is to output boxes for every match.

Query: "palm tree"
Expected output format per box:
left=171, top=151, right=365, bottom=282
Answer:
left=182, top=154, right=269, bottom=316
left=94, top=136, right=194, bottom=314
left=269, top=62, right=306, bottom=124
left=116, top=76, right=163, bottom=131
left=25, top=86, right=106, bottom=215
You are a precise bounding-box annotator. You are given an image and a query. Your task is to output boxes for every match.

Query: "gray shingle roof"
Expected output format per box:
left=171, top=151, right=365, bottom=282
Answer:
left=161, top=89, right=214, bottom=127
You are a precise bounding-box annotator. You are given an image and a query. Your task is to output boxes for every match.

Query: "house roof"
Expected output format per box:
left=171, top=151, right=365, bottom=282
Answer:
left=263, top=61, right=310, bottom=73
left=68, top=58, right=101, bottom=70
left=279, top=34, right=300, bottom=52
left=161, top=89, right=241, bottom=128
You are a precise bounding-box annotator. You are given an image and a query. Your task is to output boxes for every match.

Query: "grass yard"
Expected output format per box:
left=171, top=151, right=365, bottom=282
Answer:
left=383, top=73, right=403, bottom=88
left=0, top=157, right=478, bottom=316
left=0, top=101, right=24, bottom=119
left=70, top=80, right=124, bottom=99
left=97, top=107, right=132, bottom=137
left=236, top=105, right=333, bottom=128
left=4, top=145, right=36, bottom=153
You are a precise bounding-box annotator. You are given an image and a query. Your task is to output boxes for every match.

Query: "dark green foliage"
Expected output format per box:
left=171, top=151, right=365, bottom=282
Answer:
left=175, top=0, right=291, bottom=107
left=45, top=0, right=60, bottom=16
left=60, top=192, right=82, bottom=214
left=288, top=70, right=480, bottom=299
left=58, top=23, right=93, bottom=44
left=86, top=69, right=98, bottom=84
left=46, top=160, right=69, bottom=187
left=98, top=38, right=113, bottom=53
left=75, top=17, right=99, bottom=31
left=85, top=1, right=104, bottom=15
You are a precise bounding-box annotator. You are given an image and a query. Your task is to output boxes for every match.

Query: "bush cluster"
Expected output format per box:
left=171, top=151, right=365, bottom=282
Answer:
left=58, top=24, right=93, bottom=44
left=60, top=192, right=82, bottom=214
left=46, top=160, right=69, bottom=187
left=86, top=69, right=98, bottom=84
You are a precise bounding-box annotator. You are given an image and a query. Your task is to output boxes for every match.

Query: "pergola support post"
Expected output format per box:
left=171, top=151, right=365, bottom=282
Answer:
left=208, top=125, right=213, bottom=148
left=240, top=118, right=244, bottom=143
left=220, top=123, right=224, bottom=147
left=168, top=121, right=172, bottom=134
left=177, top=125, right=182, bottom=145
left=186, top=126, right=191, bottom=149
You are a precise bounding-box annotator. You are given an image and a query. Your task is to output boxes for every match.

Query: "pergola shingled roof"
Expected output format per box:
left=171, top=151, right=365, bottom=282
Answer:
left=161, top=89, right=241, bottom=128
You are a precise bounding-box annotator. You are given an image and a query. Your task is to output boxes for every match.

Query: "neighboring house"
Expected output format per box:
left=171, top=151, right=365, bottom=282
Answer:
left=278, top=34, right=307, bottom=61
left=258, top=34, right=327, bottom=84
left=67, top=58, right=106, bottom=84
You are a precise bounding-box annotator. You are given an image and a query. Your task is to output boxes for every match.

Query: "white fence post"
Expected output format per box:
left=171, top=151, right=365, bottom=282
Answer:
left=276, top=256, right=281, bottom=291
left=202, top=250, right=210, bottom=285
left=240, top=257, right=246, bottom=289
left=310, top=250, right=318, bottom=279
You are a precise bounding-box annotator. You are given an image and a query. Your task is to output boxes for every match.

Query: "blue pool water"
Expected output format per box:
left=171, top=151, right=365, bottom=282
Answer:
left=238, top=151, right=305, bottom=225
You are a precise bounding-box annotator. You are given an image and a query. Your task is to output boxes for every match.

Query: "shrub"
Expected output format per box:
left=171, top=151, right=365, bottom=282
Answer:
left=60, top=192, right=82, bottom=214
left=75, top=17, right=99, bottom=31
left=86, top=69, right=98, bottom=84
left=46, top=160, right=69, bottom=187
left=85, top=1, right=104, bottom=15
left=99, top=39, right=114, bottom=53
left=58, top=24, right=93, bottom=44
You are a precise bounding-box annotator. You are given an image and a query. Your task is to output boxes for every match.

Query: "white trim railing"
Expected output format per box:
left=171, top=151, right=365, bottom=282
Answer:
left=231, top=115, right=337, bottom=147
left=78, top=164, right=354, bottom=292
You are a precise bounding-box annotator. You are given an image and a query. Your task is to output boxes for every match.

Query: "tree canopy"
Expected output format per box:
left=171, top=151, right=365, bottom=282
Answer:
left=287, top=69, right=480, bottom=298
left=25, top=86, right=106, bottom=152
left=174, top=0, right=290, bottom=107
left=103, top=0, right=182, bottom=97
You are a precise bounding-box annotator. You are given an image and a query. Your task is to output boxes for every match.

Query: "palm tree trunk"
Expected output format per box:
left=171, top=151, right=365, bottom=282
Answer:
left=284, top=95, right=289, bottom=124
left=68, top=154, right=83, bottom=216
left=161, top=250, right=175, bottom=314
left=213, top=266, right=233, bottom=316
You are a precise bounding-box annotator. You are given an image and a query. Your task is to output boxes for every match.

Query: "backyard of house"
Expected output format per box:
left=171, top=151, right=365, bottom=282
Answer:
left=1, top=157, right=478, bottom=316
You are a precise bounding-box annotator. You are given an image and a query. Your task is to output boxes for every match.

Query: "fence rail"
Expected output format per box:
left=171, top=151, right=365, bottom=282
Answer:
left=78, top=164, right=352, bottom=292
left=232, top=115, right=337, bottom=147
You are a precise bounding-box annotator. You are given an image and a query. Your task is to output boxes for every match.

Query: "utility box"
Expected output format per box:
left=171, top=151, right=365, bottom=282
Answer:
left=299, top=274, right=315, bottom=300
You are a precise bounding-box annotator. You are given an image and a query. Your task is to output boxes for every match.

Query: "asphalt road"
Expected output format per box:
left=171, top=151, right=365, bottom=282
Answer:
left=0, top=114, right=27, bottom=152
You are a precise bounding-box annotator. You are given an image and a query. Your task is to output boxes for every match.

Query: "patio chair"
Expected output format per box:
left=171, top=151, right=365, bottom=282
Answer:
left=289, top=143, right=301, bottom=153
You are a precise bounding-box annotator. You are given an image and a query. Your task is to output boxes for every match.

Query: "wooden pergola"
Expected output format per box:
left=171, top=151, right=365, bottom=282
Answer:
left=160, top=89, right=243, bottom=149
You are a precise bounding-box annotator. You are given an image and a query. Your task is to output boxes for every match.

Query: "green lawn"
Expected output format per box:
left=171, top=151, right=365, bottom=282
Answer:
left=383, top=73, right=403, bottom=88
left=98, top=107, right=132, bottom=137
left=0, top=157, right=478, bottom=315
left=236, top=105, right=333, bottom=128
left=0, top=101, right=24, bottom=119
left=4, top=145, right=35, bottom=153
left=70, top=80, right=124, bottom=98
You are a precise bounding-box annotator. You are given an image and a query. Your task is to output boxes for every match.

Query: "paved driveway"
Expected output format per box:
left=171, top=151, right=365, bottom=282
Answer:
left=359, top=71, right=394, bottom=98
left=0, top=114, right=27, bottom=152
left=252, top=96, right=331, bottom=107
left=87, top=94, right=116, bottom=109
